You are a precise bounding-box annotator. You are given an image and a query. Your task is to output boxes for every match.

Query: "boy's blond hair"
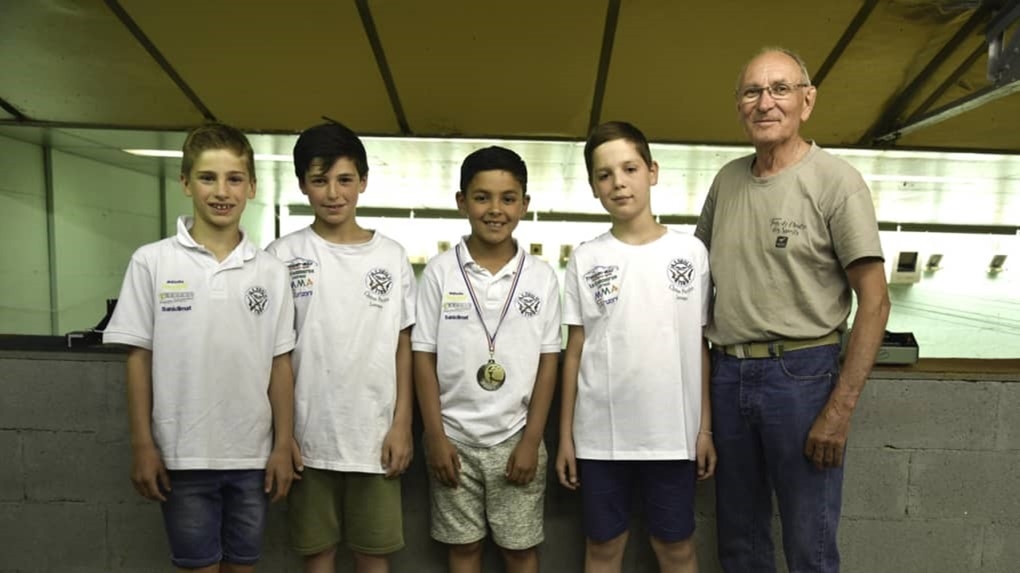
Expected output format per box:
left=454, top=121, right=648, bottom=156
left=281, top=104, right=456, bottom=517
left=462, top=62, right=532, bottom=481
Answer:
left=181, top=122, right=256, bottom=181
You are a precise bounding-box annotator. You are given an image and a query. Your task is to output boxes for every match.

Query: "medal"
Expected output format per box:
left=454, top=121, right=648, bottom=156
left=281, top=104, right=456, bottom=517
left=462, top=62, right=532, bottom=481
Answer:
left=456, top=244, right=526, bottom=391
left=476, top=359, right=506, bottom=391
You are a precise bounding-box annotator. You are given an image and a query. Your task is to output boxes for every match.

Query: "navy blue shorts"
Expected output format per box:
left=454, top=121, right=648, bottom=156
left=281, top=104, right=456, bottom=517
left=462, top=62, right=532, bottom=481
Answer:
left=160, top=469, right=269, bottom=568
left=578, top=459, right=696, bottom=543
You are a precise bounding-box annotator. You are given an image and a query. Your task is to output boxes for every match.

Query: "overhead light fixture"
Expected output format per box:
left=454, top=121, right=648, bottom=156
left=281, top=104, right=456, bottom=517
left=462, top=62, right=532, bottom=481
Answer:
left=925, top=254, right=943, bottom=271
left=989, top=254, right=1008, bottom=273
left=123, top=149, right=292, bottom=162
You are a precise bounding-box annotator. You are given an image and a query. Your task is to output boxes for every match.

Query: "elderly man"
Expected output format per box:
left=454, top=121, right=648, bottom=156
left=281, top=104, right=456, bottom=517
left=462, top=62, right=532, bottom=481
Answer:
left=695, top=48, right=891, bottom=572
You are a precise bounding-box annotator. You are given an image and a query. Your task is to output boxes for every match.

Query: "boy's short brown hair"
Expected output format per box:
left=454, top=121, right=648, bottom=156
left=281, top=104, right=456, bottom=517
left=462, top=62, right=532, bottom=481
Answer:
left=582, top=121, right=653, bottom=181
left=180, top=123, right=256, bottom=180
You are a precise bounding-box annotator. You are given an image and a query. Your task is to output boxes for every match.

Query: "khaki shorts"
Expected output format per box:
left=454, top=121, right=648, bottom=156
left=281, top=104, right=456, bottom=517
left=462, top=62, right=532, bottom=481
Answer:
left=288, top=468, right=403, bottom=555
left=428, top=431, right=547, bottom=550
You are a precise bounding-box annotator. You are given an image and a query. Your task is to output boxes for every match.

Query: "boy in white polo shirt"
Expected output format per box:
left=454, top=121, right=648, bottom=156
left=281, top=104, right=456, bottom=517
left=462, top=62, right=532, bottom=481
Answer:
left=104, top=122, right=298, bottom=572
left=266, top=121, right=415, bottom=573
left=412, top=146, right=561, bottom=573
left=555, top=121, right=716, bottom=573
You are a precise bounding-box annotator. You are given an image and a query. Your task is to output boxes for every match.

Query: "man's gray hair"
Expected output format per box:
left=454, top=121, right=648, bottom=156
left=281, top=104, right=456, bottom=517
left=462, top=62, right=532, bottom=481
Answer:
left=736, top=47, right=812, bottom=90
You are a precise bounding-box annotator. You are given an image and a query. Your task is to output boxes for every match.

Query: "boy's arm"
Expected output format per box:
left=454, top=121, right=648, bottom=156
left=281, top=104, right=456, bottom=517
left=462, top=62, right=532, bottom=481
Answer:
left=381, top=327, right=414, bottom=478
left=696, top=338, right=717, bottom=480
left=505, top=352, right=559, bottom=484
left=264, top=352, right=296, bottom=502
left=555, top=325, right=584, bottom=490
left=125, top=346, right=170, bottom=502
left=413, top=351, right=461, bottom=487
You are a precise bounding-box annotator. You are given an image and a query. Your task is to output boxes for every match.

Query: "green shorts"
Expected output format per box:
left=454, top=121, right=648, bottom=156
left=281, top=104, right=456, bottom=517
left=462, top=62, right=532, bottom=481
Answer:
left=428, top=431, right=547, bottom=550
left=288, top=468, right=404, bottom=555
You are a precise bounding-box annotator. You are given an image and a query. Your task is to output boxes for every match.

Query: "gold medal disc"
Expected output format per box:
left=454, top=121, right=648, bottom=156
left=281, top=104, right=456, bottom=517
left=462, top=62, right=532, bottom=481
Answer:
left=476, top=360, right=506, bottom=391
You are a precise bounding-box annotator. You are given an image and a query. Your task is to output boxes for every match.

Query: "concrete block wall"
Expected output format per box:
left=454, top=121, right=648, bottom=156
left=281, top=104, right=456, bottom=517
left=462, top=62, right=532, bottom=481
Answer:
left=0, top=353, right=1017, bottom=572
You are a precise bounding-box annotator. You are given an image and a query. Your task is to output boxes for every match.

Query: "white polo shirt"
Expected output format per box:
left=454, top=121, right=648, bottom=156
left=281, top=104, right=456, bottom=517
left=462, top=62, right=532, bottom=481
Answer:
left=412, top=238, right=562, bottom=447
left=563, top=229, right=710, bottom=460
left=104, top=216, right=296, bottom=470
left=266, top=227, right=415, bottom=473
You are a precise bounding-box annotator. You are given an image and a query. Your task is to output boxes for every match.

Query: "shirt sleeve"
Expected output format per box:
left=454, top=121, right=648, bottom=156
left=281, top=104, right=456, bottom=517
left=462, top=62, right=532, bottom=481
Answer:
left=400, top=254, right=417, bottom=330
left=830, top=170, right=884, bottom=267
left=694, top=178, right=718, bottom=250
left=411, top=261, right=441, bottom=353
left=562, top=251, right=583, bottom=326
left=102, top=250, right=155, bottom=349
left=540, top=266, right=563, bottom=353
left=272, top=261, right=297, bottom=356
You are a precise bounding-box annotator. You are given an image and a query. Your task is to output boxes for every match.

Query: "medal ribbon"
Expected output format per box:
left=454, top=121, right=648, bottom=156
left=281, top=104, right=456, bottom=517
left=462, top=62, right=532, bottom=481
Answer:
left=455, top=243, right=526, bottom=359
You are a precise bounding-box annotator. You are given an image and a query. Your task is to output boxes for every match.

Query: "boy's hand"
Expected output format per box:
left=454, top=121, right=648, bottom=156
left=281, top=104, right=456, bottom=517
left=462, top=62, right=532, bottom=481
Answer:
left=264, top=445, right=295, bottom=502
left=555, top=439, right=580, bottom=490
left=505, top=437, right=540, bottom=485
left=291, top=437, right=304, bottom=481
left=425, top=433, right=461, bottom=488
left=131, top=443, right=170, bottom=502
left=696, top=432, right=717, bottom=481
left=381, top=425, right=413, bottom=479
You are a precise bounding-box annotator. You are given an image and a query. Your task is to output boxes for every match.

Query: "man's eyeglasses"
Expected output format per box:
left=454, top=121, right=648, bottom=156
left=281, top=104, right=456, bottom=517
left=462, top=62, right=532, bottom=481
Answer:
left=737, top=82, right=810, bottom=103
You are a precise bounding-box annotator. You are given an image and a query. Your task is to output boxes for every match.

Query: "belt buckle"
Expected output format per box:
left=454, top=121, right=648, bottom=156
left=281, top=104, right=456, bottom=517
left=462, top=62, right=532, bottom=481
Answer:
left=734, top=344, right=751, bottom=359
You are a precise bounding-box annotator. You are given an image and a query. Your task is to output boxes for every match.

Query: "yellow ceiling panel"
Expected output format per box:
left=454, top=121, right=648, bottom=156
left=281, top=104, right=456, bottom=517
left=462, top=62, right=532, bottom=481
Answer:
left=896, top=94, right=1020, bottom=152
left=0, top=1, right=203, bottom=126
left=601, top=0, right=863, bottom=145
left=808, top=1, right=982, bottom=145
left=372, top=0, right=607, bottom=137
left=118, top=0, right=399, bottom=134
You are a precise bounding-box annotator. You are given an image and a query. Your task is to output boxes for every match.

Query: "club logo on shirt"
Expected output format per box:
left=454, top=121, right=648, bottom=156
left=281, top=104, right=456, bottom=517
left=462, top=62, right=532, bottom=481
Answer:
left=366, top=268, right=393, bottom=296
left=159, top=279, right=193, bottom=312
left=584, top=265, right=620, bottom=310
left=245, top=286, right=269, bottom=315
left=667, top=258, right=695, bottom=296
left=517, top=291, right=541, bottom=317
left=285, top=257, right=317, bottom=299
left=364, top=268, right=394, bottom=308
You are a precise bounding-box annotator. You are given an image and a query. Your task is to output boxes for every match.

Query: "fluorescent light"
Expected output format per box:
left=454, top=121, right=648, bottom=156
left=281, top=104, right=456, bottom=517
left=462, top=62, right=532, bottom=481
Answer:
left=123, top=149, right=292, bottom=162
left=123, top=149, right=180, bottom=158
left=862, top=174, right=983, bottom=185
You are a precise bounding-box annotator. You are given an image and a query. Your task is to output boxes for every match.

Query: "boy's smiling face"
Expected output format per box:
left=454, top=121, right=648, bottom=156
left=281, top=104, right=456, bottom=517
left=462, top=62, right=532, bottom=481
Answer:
left=457, top=169, right=530, bottom=249
left=300, top=157, right=366, bottom=228
left=182, top=148, right=256, bottom=231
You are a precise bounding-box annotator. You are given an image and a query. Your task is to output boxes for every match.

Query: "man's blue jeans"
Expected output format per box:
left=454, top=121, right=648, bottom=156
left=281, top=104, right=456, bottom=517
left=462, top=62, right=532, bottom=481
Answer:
left=711, top=344, right=844, bottom=573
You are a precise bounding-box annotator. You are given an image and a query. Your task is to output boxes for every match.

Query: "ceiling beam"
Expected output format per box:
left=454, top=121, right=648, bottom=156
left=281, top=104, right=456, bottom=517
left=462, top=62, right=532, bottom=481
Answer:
left=587, top=0, right=622, bottom=134
left=355, top=0, right=411, bottom=136
left=874, top=78, right=1020, bottom=143
left=0, top=97, right=30, bottom=121
left=104, top=0, right=216, bottom=122
left=907, top=43, right=985, bottom=121
left=812, top=0, right=879, bottom=89
left=859, top=4, right=990, bottom=146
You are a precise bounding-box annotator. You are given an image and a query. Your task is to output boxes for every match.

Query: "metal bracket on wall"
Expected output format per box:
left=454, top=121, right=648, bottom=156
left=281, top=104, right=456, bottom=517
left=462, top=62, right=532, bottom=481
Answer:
left=987, top=0, right=1020, bottom=83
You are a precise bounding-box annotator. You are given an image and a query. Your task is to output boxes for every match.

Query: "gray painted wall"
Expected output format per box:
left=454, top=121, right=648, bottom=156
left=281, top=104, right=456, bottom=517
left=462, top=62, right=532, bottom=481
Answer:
left=0, top=353, right=1017, bottom=572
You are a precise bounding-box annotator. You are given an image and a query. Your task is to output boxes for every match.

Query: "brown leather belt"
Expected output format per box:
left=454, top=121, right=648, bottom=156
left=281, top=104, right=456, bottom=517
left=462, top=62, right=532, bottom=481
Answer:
left=716, top=331, right=841, bottom=359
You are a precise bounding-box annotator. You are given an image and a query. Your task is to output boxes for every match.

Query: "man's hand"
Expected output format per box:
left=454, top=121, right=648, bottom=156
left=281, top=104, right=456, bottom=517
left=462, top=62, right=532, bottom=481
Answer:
left=264, top=444, right=296, bottom=502
left=425, top=433, right=461, bottom=487
left=505, top=438, right=540, bottom=485
left=804, top=399, right=852, bottom=469
left=131, top=443, right=170, bottom=502
left=381, top=424, right=413, bottom=479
